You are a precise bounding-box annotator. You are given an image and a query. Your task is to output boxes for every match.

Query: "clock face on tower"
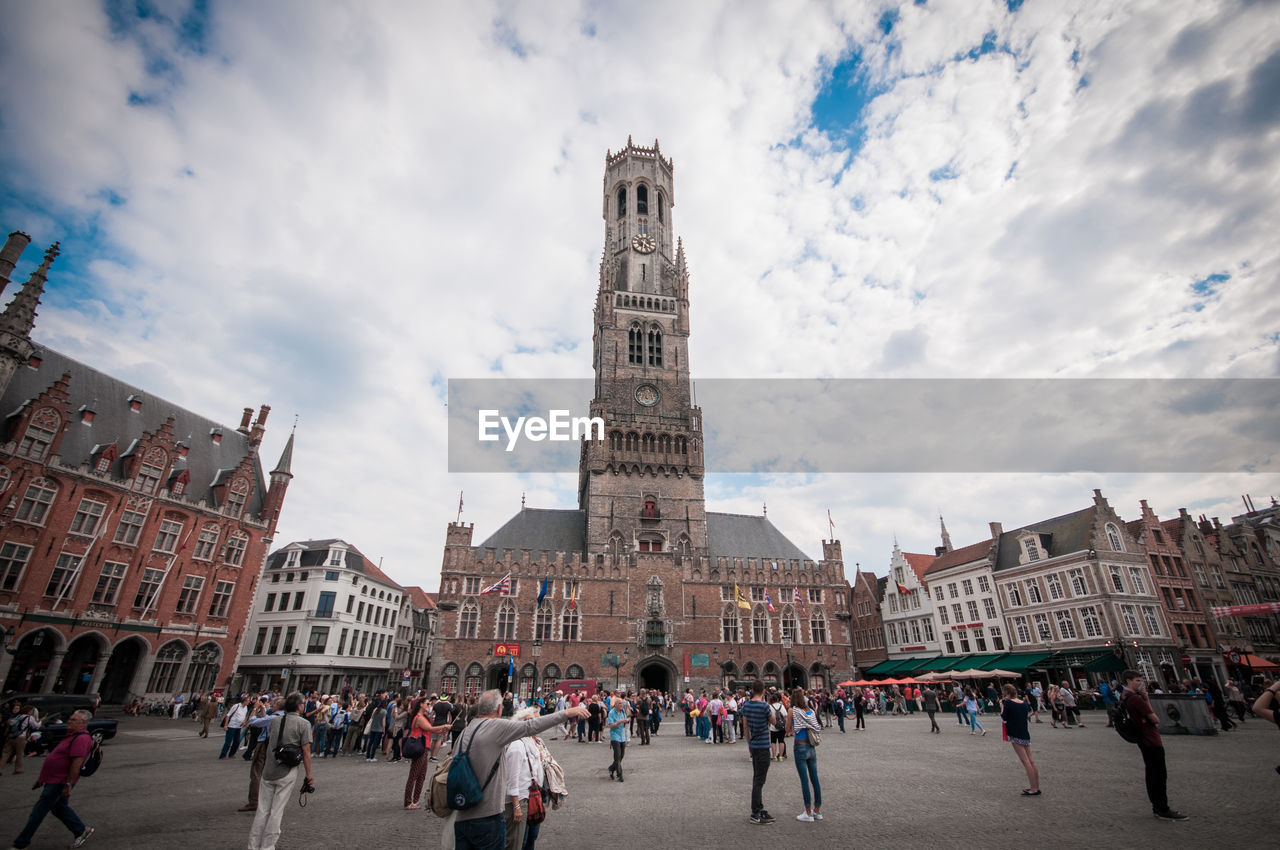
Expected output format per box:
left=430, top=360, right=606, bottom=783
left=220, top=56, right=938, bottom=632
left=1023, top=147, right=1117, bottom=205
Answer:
left=631, top=234, right=656, bottom=254
left=635, top=384, right=660, bottom=407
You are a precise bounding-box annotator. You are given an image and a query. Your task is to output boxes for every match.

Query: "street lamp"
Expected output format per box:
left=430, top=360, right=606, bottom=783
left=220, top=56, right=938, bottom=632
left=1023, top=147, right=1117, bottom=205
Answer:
left=603, top=648, right=626, bottom=690
left=2, top=626, right=16, bottom=656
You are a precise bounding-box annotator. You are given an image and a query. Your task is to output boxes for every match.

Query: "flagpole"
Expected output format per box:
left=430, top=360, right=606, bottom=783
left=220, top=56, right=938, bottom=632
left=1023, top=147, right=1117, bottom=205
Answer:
left=456, top=491, right=464, bottom=523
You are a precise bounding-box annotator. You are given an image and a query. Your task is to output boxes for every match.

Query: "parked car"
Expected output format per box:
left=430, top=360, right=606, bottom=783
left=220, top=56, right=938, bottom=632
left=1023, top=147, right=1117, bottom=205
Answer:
left=33, top=712, right=118, bottom=754
left=2, top=692, right=101, bottom=718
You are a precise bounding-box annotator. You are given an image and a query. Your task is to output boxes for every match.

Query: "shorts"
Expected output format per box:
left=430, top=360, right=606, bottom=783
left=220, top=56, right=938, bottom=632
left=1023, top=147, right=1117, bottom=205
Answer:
left=770, top=729, right=785, bottom=743
left=1009, top=736, right=1031, bottom=746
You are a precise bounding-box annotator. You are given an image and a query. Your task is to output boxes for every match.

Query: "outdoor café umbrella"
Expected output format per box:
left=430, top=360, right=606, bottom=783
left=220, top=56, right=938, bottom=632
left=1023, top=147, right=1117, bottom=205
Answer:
left=985, top=669, right=1020, bottom=678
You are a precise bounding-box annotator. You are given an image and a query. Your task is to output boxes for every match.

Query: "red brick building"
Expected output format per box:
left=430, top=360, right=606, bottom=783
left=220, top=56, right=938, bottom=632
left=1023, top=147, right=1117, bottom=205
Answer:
left=849, top=570, right=887, bottom=675
left=430, top=141, right=855, bottom=699
left=0, top=231, right=293, bottom=702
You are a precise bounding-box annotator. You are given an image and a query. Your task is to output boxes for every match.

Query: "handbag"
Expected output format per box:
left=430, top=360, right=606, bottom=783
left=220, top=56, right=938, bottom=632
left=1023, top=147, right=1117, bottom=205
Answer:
left=272, top=714, right=304, bottom=768
left=403, top=731, right=427, bottom=760
left=524, top=747, right=546, bottom=825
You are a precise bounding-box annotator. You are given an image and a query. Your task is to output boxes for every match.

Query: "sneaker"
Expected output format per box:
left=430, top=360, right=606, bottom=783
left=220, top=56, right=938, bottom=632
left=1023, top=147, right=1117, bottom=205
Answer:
left=750, top=814, right=764, bottom=825
left=813, top=812, right=823, bottom=820
left=797, top=813, right=815, bottom=822
left=1155, top=810, right=1189, bottom=821
left=758, top=811, right=776, bottom=824
left=73, top=826, right=95, bottom=847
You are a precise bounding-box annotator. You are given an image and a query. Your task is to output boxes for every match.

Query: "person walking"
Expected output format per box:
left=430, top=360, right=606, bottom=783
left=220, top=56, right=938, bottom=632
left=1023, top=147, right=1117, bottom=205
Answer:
left=452, top=690, right=588, bottom=849
left=952, top=684, right=968, bottom=726
left=1029, top=682, right=1043, bottom=723
left=853, top=689, right=866, bottom=730
left=635, top=690, right=652, bottom=746
left=9, top=709, right=96, bottom=849
left=740, top=680, right=777, bottom=825
left=219, top=694, right=251, bottom=759
left=1060, top=681, right=1083, bottom=727
left=1121, top=669, right=1188, bottom=821
left=3, top=704, right=38, bottom=775
left=965, top=689, right=986, bottom=736
left=787, top=689, right=823, bottom=823
left=364, top=699, right=387, bottom=761
left=606, top=695, right=628, bottom=781
left=768, top=689, right=787, bottom=760
left=1000, top=684, right=1041, bottom=797
left=240, top=697, right=285, bottom=812
left=922, top=685, right=941, bottom=733
left=247, top=692, right=314, bottom=850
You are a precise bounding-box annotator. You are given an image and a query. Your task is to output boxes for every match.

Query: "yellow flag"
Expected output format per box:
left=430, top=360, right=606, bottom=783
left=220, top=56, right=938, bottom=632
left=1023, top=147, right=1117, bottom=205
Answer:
left=734, top=584, right=751, bottom=610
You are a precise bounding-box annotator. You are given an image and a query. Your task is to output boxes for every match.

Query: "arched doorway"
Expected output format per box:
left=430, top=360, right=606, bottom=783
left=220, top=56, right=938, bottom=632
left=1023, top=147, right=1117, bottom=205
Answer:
left=636, top=656, right=677, bottom=694
left=62, top=633, right=107, bottom=694
left=486, top=663, right=510, bottom=694
left=100, top=638, right=146, bottom=704
left=783, top=663, right=808, bottom=691
left=3, top=628, right=61, bottom=693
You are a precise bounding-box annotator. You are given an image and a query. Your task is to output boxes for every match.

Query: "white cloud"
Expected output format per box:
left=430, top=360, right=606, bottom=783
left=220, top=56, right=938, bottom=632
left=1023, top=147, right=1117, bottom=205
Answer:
left=1, top=0, right=1276, bottom=588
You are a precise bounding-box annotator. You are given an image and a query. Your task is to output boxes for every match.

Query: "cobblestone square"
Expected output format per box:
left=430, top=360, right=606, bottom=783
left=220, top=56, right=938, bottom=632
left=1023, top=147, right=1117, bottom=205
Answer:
left=2, top=709, right=1277, bottom=849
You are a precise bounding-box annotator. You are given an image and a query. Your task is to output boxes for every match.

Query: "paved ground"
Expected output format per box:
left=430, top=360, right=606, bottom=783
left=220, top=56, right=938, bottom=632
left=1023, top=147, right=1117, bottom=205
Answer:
left=1, top=709, right=1277, bottom=848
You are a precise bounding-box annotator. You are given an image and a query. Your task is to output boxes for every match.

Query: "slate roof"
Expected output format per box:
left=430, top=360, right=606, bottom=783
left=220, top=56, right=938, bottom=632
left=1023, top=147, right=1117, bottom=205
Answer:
left=1, top=345, right=267, bottom=516
left=993, top=506, right=1096, bottom=573
left=267, top=538, right=402, bottom=589
left=475, top=508, right=814, bottom=561
left=924, top=538, right=995, bottom=575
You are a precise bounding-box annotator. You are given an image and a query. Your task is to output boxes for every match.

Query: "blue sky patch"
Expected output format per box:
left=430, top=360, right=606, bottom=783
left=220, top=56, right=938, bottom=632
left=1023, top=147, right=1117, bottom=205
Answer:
left=928, top=163, right=958, bottom=182
left=1007, top=0, right=1026, bottom=11
left=1192, top=272, right=1229, bottom=296
left=809, top=49, right=876, bottom=153
left=879, top=9, right=899, bottom=36
left=493, top=19, right=530, bottom=59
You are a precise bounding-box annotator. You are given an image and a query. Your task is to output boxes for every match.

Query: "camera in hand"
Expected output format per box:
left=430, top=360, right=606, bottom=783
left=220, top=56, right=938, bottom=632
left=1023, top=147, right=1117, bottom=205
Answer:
left=301, top=777, right=315, bottom=794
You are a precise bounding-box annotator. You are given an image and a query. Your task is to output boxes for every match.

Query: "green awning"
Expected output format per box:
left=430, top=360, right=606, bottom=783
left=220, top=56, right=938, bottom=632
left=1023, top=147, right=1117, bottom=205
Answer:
left=1084, top=653, right=1127, bottom=673
left=988, top=652, right=1054, bottom=673
left=964, top=653, right=1009, bottom=669
left=866, top=657, right=932, bottom=677
left=916, top=656, right=960, bottom=672
left=893, top=656, right=943, bottom=676
left=863, top=659, right=901, bottom=676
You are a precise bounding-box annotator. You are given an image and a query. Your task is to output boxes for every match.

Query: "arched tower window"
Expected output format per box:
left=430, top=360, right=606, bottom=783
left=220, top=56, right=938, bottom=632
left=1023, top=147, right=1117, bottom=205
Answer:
left=636, top=185, right=648, bottom=215
left=464, top=663, right=483, bottom=698
left=647, top=326, right=663, bottom=367
left=617, top=187, right=626, bottom=219
left=657, top=190, right=665, bottom=223
left=628, top=323, right=643, bottom=365
left=441, top=662, right=459, bottom=695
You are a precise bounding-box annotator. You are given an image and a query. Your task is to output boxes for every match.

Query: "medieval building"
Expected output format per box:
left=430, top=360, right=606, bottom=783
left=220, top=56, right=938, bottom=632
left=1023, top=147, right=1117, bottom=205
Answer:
left=430, top=140, right=854, bottom=699
left=0, top=231, right=292, bottom=701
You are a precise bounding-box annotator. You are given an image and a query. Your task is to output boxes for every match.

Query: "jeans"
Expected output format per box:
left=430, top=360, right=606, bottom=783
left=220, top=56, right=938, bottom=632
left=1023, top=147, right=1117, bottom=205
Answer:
left=325, top=728, right=344, bottom=757
left=684, top=712, right=693, bottom=736
left=793, top=741, right=822, bottom=809
left=836, top=711, right=845, bottom=732
left=522, top=819, right=541, bottom=850
left=455, top=812, right=505, bottom=850
left=854, top=707, right=865, bottom=729
left=1138, top=743, right=1169, bottom=813
left=314, top=725, right=328, bottom=755
left=13, top=782, right=87, bottom=848
left=220, top=726, right=243, bottom=758
left=749, top=747, right=771, bottom=815
left=364, top=731, right=384, bottom=760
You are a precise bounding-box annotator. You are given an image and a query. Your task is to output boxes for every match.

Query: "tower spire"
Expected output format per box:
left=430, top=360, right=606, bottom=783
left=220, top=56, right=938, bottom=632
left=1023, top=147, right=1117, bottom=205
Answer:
left=939, top=513, right=954, bottom=552
left=0, top=231, right=32, bottom=298
left=271, top=419, right=296, bottom=477
left=0, top=241, right=58, bottom=338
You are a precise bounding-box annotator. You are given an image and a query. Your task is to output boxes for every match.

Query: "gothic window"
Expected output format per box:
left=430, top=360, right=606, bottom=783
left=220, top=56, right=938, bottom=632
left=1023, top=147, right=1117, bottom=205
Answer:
left=1120, top=604, right=1140, bottom=635
left=1068, top=568, right=1087, bottom=596
left=628, top=324, right=643, bottom=364
left=441, top=662, right=459, bottom=695
left=1141, top=605, right=1163, bottom=635
left=91, top=561, right=127, bottom=604
left=609, top=431, right=622, bottom=450
left=608, top=533, right=624, bottom=557
left=224, top=477, right=249, bottom=519
left=519, top=664, right=537, bottom=700
left=617, top=187, right=626, bottom=219
left=780, top=609, right=798, bottom=642
left=209, top=580, right=235, bottom=618
left=1106, top=523, right=1124, bottom=552
left=542, top=663, right=560, bottom=692
left=675, top=535, right=691, bottom=555
left=1046, top=574, right=1065, bottom=600
left=810, top=615, right=828, bottom=644
left=1054, top=610, right=1078, bottom=640
left=16, top=480, right=57, bottom=525
left=147, top=641, right=187, bottom=693
left=1109, top=567, right=1125, bottom=593
left=464, top=663, right=484, bottom=698
left=496, top=602, right=517, bottom=640
left=656, top=190, right=664, bottom=223
left=676, top=436, right=687, bottom=454
left=1024, top=579, right=1043, bottom=604
left=566, top=664, right=584, bottom=679
left=134, top=568, right=164, bottom=610
left=458, top=602, right=479, bottom=638
left=752, top=606, right=770, bottom=643
left=1006, top=583, right=1022, bottom=607
left=561, top=606, right=579, bottom=640
left=642, top=434, right=656, bottom=452
left=69, top=498, right=107, bottom=535
left=194, top=524, right=220, bottom=561
left=721, top=604, right=740, bottom=642
left=17, top=407, right=60, bottom=460
left=222, top=532, right=247, bottom=566
left=636, top=185, right=648, bottom=215
left=642, top=498, right=657, bottom=518
left=153, top=518, right=183, bottom=554
left=1033, top=612, right=1052, bottom=641
left=1128, top=567, right=1149, bottom=595
left=176, top=575, right=204, bottom=614
left=45, top=553, right=82, bottom=599
left=534, top=604, right=553, bottom=640
left=1013, top=616, right=1032, bottom=644
left=647, top=327, right=662, bottom=367
left=659, top=434, right=672, bottom=453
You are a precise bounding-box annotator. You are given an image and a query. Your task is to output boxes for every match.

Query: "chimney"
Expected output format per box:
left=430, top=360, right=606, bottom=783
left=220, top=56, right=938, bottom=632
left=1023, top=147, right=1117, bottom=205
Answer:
left=238, top=407, right=253, bottom=433
left=0, top=231, right=32, bottom=296
left=250, top=404, right=269, bottom=447
left=27, top=351, right=42, bottom=369
left=989, top=522, right=1003, bottom=539
left=127, top=394, right=143, bottom=412
left=935, top=546, right=947, bottom=556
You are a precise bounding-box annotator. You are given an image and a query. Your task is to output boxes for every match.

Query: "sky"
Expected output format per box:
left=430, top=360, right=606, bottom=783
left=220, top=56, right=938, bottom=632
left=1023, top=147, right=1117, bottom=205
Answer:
left=1, top=0, right=1278, bottom=587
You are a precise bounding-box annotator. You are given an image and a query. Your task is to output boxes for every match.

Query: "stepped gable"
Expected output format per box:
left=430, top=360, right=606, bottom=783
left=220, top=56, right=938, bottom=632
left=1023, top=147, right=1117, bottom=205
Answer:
left=706, top=512, right=813, bottom=562
left=477, top=508, right=587, bottom=554
left=1, top=345, right=267, bottom=514
left=993, top=506, right=1096, bottom=572
left=902, top=551, right=936, bottom=584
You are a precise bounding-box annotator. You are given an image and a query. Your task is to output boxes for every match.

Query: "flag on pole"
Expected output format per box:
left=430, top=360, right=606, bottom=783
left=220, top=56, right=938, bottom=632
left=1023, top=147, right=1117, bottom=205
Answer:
left=456, top=491, right=464, bottom=522
left=794, top=587, right=807, bottom=616
left=537, top=575, right=549, bottom=607
left=508, top=654, right=515, bottom=679
left=569, top=584, right=577, bottom=610
left=765, top=591, right=776, bottom=613
left=897, top=582, right=911, bottom=595
left=481, top=573, right=511, bottom=594
left=734, top=584, right=751, bottom=610
left=828, top=509, right=835, bottom=537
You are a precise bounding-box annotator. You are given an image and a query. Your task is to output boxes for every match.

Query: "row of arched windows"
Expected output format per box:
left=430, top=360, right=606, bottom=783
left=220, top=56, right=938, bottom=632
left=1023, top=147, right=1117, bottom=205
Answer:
left=457, top=601, right=581, bottom=642
left=627, top=323, right=663, bottom=367
left=608, top=431, right=688, bottom=454
left=615, top=294, right=675, bottom=312
left=440, top=661, right=586, bottom=700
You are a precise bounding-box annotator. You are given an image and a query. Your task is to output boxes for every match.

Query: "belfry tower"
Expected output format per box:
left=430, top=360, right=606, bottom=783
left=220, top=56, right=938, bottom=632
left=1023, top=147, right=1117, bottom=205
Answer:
left=579, top=138, right=706, bottom=556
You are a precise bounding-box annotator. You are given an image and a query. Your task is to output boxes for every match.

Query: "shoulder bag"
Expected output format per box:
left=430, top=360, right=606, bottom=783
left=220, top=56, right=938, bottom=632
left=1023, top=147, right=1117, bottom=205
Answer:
left=273, top=714, right=304, bottom=768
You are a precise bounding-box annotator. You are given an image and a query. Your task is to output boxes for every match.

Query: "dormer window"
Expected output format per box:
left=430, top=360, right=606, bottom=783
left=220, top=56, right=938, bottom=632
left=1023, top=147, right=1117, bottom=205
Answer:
left=286, top=550, right=300, bottom=568
left=224, top=477, right=248, bottom=519
left=1106, top=523, right=1124, bottom=552
left=1025, top=539, right=1040, bottom=562
left=327, top=549, right=343, bottom=567
left=17, top=408, right=61, bottom=461
left=134, top=461, right=163, bottom=495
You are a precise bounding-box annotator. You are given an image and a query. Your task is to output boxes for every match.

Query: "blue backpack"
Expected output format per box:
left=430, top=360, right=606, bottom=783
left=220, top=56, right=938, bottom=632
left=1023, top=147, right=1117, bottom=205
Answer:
left=446, top=720, right=503, bottom=811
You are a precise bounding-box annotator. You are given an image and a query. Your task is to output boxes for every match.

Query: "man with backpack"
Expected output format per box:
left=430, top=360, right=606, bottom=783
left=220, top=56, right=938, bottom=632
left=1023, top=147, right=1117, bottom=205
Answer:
left=450, top=689, right=588, bottom=850
left=1121, top=669, right=1188, bottom=821
left=9, top=709, right=95, bottom=849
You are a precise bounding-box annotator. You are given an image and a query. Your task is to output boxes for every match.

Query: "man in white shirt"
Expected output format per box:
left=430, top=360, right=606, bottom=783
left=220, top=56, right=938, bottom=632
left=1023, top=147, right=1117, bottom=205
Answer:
left=502, top=710, right=538, bottom=850
left=708, top=694, right=724, bottom=744
left=725, top=694, right=739, bottom=743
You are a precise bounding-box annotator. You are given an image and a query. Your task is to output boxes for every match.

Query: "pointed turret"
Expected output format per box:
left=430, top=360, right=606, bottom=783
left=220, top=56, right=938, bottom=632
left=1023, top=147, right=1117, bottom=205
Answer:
left=271, top=426, right=295, bottom=477
left=261, top=419, right=295, bottom=537
left=0, top=231, right=32, bottom=297
left=939, top=514, right=954, bottom=552
left=0, top=242, right=58, bottom=338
